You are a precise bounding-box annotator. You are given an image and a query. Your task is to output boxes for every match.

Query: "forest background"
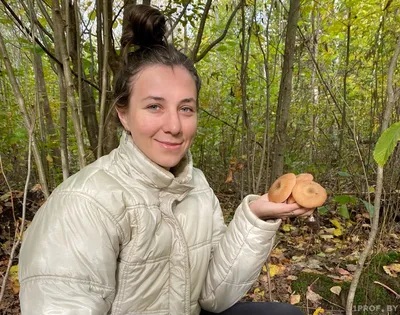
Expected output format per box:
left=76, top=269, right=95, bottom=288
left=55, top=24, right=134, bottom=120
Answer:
left=0, top=0, right=399, bottom=314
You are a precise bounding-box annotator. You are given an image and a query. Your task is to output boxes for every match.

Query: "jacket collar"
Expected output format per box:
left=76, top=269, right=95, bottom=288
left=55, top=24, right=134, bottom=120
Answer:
left=117, top=131, right=194, bottom=198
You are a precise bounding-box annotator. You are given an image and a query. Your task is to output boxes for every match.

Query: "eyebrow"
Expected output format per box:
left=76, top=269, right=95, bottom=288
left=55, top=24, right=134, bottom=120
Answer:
left=141, top=96, right=197, bottom=104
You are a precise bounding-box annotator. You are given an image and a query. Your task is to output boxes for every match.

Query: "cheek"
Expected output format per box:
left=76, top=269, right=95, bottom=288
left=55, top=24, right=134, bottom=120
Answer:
left=132, top=116, right=160, bottom=136
left=184, top=118, right=198, bottom=138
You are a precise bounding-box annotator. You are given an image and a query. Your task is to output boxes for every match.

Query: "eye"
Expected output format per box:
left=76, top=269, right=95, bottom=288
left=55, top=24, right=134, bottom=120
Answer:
left=181, top=106, right=195, bottom=113
left=146, top=104, right=161, bottom=111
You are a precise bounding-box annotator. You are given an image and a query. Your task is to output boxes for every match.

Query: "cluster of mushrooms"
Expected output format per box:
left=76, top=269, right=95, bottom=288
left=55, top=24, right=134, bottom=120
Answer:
left=268, top=173, right=327, bottom=209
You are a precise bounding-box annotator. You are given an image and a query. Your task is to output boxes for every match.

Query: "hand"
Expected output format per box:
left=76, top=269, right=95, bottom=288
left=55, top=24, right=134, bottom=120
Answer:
left=249, top=193, right=315, bottom=220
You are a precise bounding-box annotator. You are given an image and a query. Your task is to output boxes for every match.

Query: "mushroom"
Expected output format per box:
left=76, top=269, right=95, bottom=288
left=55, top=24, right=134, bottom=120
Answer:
left=268, top=173, right=297, bottom=203
left=286, top=173, right=314, bottom=204
left=291, top=180, right=327, bottom=208
left=296, top=173, right=314, bottom=182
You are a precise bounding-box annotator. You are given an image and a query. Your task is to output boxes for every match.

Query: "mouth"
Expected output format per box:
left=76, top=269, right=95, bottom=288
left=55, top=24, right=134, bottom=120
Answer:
left=156, top=140, right=183, bottom=149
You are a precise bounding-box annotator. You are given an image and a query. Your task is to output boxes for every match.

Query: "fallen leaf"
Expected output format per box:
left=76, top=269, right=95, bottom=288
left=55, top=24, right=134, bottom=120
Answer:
left=282, top=224, right=292, bottom=232
left=292, top=255, right=306, bottom=262
left=336, top=267, right=350, bottom=275
left=324, top=247, right=336, bottom=253
left=287, top=275, right=298, bottom=281
left=290, top=294, right=301, bottom=305
left=320, top=234, right=334, bottom=240
left=253, top=287, right=265, bottom=297
left=333, top=228, right=343, bottom=236
left=270, top=248, right=286, bottom=260
left=383, top=263, right=400, bottom=277
left=313, top=307, right=325, bottom=315
left=330, top=219, right=342, bottom=229
left=267, top=263, right=286, bottom=277
left=330, top=286, right=342, bottom=295
left=306, top=288, right=323, bottom=303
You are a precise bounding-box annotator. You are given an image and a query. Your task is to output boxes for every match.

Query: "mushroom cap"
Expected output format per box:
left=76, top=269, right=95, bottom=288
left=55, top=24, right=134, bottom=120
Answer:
left=292, top=180, right=327, bottom=208
left=287, top=194, right=296, bottom=204
left=268, top=173, right=297, bottom=203
left=296, top=173, right=314, bottom=182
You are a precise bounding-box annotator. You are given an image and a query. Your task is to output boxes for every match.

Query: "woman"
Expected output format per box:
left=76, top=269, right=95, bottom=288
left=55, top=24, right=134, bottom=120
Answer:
left=19, top=4, right=311, bottom=315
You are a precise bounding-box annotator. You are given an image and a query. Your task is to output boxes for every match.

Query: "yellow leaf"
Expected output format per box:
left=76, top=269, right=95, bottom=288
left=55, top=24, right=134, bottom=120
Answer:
left=282, top=224, right=292, bottom=232
left=262, top=265, right=267, bottom=273
left=313, top=307, right=325, bottom=315
left=290, top=294, right=301, bottom=304
left=330, top=219, right=342, bottom=230
left=268, top=263, right=286, bottom=277
left=9, top=265, right=18, bottom=282
left=330, top=286, right=342, bottom=295
left=383, top=263, right=400, bottom=277
left=333, top=228, right=343, bottom=236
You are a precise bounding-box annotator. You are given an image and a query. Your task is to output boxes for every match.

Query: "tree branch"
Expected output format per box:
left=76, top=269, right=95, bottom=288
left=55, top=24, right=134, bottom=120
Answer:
left=195, top=2, right=240, bottom=63
left=165, top=0, right=191, bottom=38
left=191, top=0, right=212, bottom=61
left=1, top=0, right=100, bottom=92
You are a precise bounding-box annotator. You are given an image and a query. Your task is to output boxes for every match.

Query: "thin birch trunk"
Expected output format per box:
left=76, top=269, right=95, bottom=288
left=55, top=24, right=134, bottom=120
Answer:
left=97, top=0, right=110, bottom=158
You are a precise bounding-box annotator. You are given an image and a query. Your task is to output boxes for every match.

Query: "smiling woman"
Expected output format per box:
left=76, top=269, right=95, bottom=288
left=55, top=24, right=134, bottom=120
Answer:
left=117, top=65, right=198, bottom=170
left=18, top=4, right=307, bottom=315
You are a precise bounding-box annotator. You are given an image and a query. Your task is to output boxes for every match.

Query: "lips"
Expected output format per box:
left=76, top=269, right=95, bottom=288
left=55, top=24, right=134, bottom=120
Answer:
left=156, top=140, right=183, bottom=149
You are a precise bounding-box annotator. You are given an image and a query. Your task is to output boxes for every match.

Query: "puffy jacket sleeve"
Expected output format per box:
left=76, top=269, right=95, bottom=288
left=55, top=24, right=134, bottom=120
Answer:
left=19, top=191, right=121, bottom=315
left=199, top=194, right=281, bottom=313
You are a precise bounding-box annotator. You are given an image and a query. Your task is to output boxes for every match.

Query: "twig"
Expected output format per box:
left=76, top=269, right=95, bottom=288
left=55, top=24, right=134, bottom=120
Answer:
left=374, top=281, right=400, bottom=298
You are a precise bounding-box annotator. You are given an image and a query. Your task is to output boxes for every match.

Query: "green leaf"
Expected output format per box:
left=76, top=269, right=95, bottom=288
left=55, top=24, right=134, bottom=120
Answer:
left=373, top=122, right=400, bottom=167
left=89, top=9, right=96, bottom=21
left=333, top=195, right=358, bottom=205
left=339, top=204, right=350, bottom=219
left=361, top=199, right=374, bottom=217
left=337, top=171, right=351, bottom=177
left=318, top=205, right=328, bottom=215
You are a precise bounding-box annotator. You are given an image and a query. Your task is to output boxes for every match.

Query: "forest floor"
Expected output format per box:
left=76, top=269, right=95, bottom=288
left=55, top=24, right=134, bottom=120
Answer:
left=0, top=189, right=399, bottom=315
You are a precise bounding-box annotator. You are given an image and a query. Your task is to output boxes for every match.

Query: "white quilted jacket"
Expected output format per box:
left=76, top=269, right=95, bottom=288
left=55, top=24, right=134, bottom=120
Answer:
left=19, top=132, right=281, bottom=315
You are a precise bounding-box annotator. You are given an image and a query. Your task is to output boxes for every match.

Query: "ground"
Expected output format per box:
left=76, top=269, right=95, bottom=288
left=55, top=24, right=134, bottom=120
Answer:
left=0, top=189, right=399, bottom=314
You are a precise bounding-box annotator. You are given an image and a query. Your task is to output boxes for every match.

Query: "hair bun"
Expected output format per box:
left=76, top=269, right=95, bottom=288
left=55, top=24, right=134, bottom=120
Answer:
left=121, top=5, right=166, bottom=50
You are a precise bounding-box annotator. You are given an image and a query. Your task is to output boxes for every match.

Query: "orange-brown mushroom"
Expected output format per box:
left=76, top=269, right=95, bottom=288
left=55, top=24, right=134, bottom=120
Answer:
left=286, top=194, right=296, bottom=204
left=291, top=180, right=327, bottom=208
left=268, top=173, right=297, bottom=203
left=296, top=173, right=314, bottom=182
left=287, top=173, right=314, bottom=204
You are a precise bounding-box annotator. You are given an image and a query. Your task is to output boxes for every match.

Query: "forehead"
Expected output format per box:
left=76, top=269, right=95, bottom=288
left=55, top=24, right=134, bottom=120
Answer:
left=130, top=64, right=197, bottom=99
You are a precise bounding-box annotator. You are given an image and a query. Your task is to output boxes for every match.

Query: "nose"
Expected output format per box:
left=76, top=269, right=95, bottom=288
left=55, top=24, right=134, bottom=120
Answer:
left=162, top=110, right=182, bottom=135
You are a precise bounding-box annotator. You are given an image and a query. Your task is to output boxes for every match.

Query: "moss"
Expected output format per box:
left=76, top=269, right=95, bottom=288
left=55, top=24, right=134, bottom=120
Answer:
left=291, top=252, right=400, bottom=314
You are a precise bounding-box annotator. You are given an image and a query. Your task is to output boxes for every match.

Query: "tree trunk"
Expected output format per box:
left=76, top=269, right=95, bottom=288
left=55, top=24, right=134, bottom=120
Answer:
left=55, top=42, right=70, bottom=181
left=270, top=0, right=300, bottom=183
left=52, top=0, right=87, bottom=169
left=338, top=9, right=351, bottom=170
left=97, top=0, right=110, bottom=157
left=68, top=0, right=99, bottom=157
left=310, top=0, right=320, bottom=163
left=256, top=1, right=273, bottom=194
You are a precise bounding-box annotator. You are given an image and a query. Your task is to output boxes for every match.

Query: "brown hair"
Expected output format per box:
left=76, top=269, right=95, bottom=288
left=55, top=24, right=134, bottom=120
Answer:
left=114, top=4, right=201, bottom=113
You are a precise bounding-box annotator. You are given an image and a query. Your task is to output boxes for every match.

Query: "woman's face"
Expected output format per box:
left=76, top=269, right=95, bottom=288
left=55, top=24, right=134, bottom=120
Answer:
left=117, top=64, right=198, bottom=170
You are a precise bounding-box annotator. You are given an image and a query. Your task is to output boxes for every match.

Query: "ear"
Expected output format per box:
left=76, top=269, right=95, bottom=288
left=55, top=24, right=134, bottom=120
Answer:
left=116, top=108, right=130, bottom=132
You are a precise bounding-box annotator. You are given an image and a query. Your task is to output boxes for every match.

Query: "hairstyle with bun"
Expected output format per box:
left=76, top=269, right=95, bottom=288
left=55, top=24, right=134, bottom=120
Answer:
left=114, top=4, right=201, bottom=114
